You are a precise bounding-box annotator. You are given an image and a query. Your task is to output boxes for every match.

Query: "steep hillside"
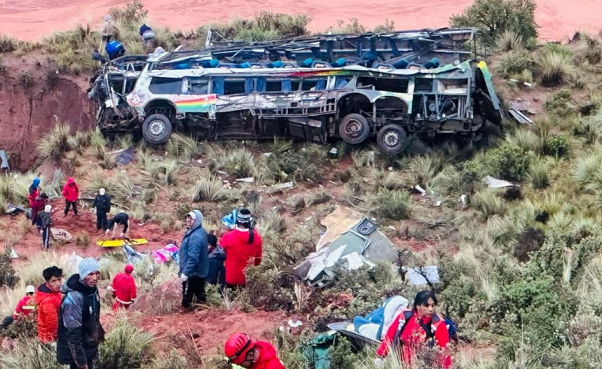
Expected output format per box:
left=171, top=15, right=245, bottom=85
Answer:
left=0, top=53, right=95, bottom=170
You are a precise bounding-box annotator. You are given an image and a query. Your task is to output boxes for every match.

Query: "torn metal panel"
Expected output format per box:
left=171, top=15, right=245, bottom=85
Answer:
left=293, top=206, right=397, bottom=288
left=483, top=175, right=516, bottom=188
left=508, top=109, right=533, bottom=124
left=0, top=150, right=9, bottom=171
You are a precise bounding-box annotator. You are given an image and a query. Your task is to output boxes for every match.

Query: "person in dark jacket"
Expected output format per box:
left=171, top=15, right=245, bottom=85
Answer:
left=106, top=212, right=129, bottom=238
left=57, top=258, right=104, bottom=369
left=178, top=210, right=209, bottom=309
left=32, top=192, right=48, bottom=228
left=38, top=204, right=53, bottom=250
left=92, top=188, right=111, bottom=231
left=207, top=233, right=225, bottom=287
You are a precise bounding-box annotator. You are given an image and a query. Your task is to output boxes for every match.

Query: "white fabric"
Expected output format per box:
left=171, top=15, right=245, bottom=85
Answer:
left=45, top=205, right=52, bottom=213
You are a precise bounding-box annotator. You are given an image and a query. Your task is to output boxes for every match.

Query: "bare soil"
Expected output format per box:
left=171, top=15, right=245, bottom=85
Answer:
left=1, top=0, right=601, bottom=42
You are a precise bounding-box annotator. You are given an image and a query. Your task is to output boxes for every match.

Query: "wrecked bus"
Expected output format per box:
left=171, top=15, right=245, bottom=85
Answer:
left=90, top=28, right=501, bottom=154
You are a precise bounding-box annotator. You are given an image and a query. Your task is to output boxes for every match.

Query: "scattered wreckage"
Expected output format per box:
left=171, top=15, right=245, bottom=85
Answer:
left=89, top=28, right=502, bottom=154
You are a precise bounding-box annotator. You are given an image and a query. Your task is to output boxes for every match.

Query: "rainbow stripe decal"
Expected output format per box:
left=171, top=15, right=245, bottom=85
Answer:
left=175, top=95, right=217, bottom=113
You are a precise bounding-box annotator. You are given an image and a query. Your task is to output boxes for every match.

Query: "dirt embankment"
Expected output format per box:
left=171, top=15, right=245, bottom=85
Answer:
left=0, top=54, right=95, bottom=170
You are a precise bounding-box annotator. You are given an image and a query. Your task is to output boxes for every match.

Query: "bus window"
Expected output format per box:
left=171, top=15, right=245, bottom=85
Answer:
left=334, top=76, right=352, bottom=89
left=301, top=79, right=326, bottom=91
left=224, top=79, right=246, bottom=95
left=188, top=78, right=209, bottom=94
left=149, top=78, right=183, bottom=94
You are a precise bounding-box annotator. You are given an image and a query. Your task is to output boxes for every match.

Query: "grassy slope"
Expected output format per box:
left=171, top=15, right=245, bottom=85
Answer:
left=3, top=1, right=602, bottom=368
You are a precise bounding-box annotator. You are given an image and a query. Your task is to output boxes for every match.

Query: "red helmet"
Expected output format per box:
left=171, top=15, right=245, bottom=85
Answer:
left=224, top=332, right=255, bottom=365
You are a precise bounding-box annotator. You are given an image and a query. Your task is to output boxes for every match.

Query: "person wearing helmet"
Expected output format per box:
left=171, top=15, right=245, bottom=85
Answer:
left=224, top=332, right=284, bottom=369
left=38, top=204, right=53, bottom=250
left=109, top=264, right=137, bottom=312
left=92, top=188, right=111, bottom=231
left=1, top=285, right=37, bottom=331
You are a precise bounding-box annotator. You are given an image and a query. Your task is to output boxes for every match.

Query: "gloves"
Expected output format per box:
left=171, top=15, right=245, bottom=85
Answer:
left=181, top=274, right=188, bottom=282
left=374, top=358, right=384, bottom=368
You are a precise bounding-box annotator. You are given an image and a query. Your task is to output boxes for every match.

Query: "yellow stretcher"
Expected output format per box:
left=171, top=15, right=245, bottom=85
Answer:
left=96, top=238, right=148, bottom=248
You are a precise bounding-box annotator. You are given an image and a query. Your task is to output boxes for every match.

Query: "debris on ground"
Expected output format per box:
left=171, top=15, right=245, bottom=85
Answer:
left=0, top=150, right=9, bottom=171
left=508, top=100, right=535, bottom=124
left=51, top=228, right=73, bottom=242
left=484, top=176, right=517, bottom=189
left=292, top=206, right=397, bottom=288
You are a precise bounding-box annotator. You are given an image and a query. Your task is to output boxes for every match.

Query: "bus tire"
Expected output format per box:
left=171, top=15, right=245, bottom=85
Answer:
left=339, top=113, right=370, bottom=145
left=376, top=124, right=407, bottom=155
left=142, top=114, right=172, bottom=145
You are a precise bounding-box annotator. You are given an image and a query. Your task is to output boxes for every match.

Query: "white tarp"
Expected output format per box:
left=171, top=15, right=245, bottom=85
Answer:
left=483, top=176, right=516, bottom=188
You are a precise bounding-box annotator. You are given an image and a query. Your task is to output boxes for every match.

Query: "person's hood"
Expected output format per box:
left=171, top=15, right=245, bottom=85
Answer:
left=32, top=177, right=41, bottom=187
left=36, top=283, right=60, bottom=304
left=209, top=245, right=225, bottom=259
left=61, top=274, right=97, bottom=295
left=253, top=341, right=279, bottom=366
left=186, top=210, right=204, bottom=234
left=66, top=177, right=76, bottom=186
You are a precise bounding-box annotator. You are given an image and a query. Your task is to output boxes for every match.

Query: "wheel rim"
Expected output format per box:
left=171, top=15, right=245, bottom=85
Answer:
left=344, top=119, right=363, bottom=138
left=383, top=131, right=400, bottom=147
left=149, top=120, right=165, bottom=136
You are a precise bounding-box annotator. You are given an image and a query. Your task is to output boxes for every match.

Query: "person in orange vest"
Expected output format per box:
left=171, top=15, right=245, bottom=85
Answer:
left=109, top=264, right=137, bottom=312
left=224, top=332, right=285, bottom=369
left=1, top=285, right=37, bottom=330
left=36, top=266, right=63, bottom=344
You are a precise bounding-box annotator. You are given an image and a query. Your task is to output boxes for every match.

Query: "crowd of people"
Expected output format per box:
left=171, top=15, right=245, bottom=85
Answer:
left=13, top=176, right=457, bottom=368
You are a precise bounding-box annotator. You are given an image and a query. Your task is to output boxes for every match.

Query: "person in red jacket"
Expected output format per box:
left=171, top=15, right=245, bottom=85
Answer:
left=110, top=264, right=137, bottom=312
left=224, top=332, right=285, bottom=369
left=36, top=266, right=63, bottom=344
left=61, top=177, right=79, bottom=217
left=220, top=209, right=263, bottom=288
left=32, top=192, right=48, bottom=230
left=28, top=177, right=41, bottom=209
left=376, top=290, right=452, bottom=368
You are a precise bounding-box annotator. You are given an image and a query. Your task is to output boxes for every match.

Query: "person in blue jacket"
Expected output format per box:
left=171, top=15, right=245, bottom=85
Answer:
left=206, top=233, right=226, bottom=287
left=105, top=40, right=125, bottom=61
left=178, top=210, right=209, bottom=309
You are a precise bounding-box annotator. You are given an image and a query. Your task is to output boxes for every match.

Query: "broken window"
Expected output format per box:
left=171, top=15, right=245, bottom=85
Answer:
left=223, top=79, right=246, bottom=95
left=188, top=78, right=209, bottom=94
left=415, top=78, right=434, bottom=92
left=357, top=77, right=408, bottom=93
left=149, top=78, right=183, bottom=95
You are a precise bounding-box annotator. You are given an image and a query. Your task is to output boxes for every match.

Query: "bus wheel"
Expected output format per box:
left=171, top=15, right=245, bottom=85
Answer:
left=142, top=114, right=172, bottom=145
left=376, top=124, right=407, bottom=154
left=339, top=113, right=370, bottom=145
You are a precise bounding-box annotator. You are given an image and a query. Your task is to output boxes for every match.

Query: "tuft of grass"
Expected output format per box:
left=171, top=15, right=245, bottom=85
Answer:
left=37, top=122, right=72, bottom=161
left=166, top=133, right=202, bottom=161
left=189, top=176, right=227, bottom=202
left=406, top=154, right=445, bottom=186
left=369, top=189, right=411, bottom=220
left=258, top=209, right=287, bottom=235
left=504, top=129, right=542, bottom=153
left=0, top=335, right=63, bottom=369
left=472, top=188, right=506, bottom=219
left=496, top=30, right=524, bottom=52
left=528, top=157, right=550, bottom=189
left=97, top=314, right=154, bottom=369
left=536, top=48, right=576, bottom=86
left=0, top=34, right=20, bottom=52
